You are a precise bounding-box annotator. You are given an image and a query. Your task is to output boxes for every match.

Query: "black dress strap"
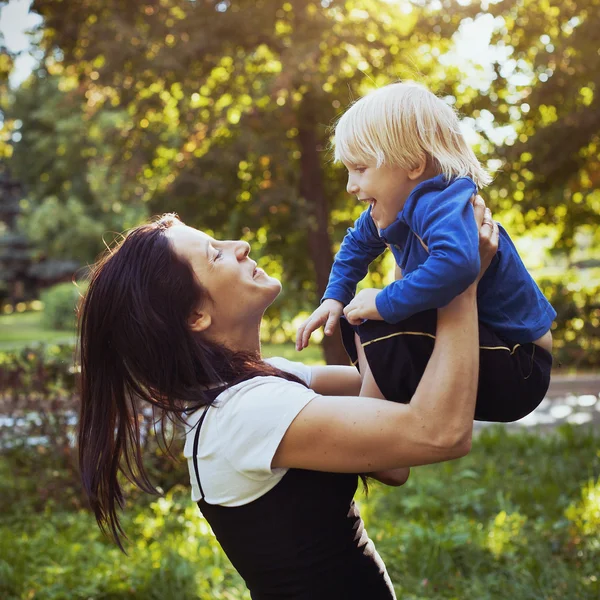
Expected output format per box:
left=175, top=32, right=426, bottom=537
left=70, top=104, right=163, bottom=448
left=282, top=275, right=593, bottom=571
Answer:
left=192, top=404, right=211, bottom=501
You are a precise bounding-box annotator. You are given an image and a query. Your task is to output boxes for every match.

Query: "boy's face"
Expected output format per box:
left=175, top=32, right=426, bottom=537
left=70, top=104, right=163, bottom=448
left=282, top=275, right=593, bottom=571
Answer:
left=344, top=162, right=417, bottom=230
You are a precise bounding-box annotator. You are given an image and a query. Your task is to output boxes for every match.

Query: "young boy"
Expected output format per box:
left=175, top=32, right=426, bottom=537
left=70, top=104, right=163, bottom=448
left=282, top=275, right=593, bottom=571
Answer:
left=296, top=82, right=555, bottom=422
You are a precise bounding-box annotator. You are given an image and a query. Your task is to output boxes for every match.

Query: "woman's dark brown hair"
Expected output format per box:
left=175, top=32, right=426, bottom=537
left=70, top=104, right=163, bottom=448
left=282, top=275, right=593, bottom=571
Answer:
left=78, top=214, right=304, bottom=551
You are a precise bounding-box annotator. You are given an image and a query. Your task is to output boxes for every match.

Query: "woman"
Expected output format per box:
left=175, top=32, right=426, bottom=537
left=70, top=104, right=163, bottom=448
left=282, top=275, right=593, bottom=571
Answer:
left=78, top=199, right=498, bottom=599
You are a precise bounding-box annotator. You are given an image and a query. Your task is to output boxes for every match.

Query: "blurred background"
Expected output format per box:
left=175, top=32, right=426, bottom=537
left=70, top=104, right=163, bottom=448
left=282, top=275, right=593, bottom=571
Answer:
left=0, top=1, right=598, bottom=599
left=0, top=0, right=598, bottom=365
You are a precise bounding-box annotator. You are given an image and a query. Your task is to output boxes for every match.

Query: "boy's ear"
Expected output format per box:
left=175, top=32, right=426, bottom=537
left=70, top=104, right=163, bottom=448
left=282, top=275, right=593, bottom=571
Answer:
left=407, top=156, right=428, bottom=180
left=188, top=310, right=212, bottom=333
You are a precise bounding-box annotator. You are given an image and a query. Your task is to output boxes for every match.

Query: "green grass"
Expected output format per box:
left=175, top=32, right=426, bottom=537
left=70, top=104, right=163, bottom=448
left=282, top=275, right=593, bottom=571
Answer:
left=262, top=341, right=324, bottom=364
left=363, top=425, right=600, bottom=599
left=0, top=311, right=325, bottom=362
left=1, top=426, right=598, bottom=599
left=0, top=312, right=76, bottom=350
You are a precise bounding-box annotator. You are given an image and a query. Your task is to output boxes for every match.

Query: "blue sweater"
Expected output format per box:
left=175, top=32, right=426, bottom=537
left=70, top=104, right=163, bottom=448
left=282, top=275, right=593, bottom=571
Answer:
left=323, top=175, right=556, bottom=343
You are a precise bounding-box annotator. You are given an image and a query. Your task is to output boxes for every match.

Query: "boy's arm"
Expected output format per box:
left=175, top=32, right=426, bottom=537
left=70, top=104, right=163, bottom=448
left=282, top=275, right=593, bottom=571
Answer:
left=376, top=179, right=481, bottom=323
left=322, top=207, right=387, bottom=306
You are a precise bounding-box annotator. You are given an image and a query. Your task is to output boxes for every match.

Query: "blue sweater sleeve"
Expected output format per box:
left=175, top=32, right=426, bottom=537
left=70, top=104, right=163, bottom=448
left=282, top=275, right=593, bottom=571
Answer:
left=323, top=207, right=387, bottom=306
left=375, top=178, right=480, bottom=323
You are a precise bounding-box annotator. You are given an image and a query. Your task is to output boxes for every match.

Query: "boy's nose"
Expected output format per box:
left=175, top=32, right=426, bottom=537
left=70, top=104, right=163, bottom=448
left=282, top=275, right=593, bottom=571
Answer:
left=347, top=178, right=359, bottom=194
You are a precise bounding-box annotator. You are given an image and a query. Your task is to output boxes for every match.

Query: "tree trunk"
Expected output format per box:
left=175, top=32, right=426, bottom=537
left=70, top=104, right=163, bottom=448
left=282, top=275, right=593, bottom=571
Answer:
left=297, top=99, right=349, bottom=365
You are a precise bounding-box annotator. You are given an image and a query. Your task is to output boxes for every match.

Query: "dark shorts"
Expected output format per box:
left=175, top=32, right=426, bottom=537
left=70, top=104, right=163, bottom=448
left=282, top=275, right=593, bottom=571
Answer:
left=340, top=310, right=552, bottom=423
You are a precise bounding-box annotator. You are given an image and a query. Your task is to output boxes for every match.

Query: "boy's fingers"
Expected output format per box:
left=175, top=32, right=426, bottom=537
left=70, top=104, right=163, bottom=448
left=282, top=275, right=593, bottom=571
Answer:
left=295, top=324, right=305, bottom=350
left=324, top=314, right=339, bottom=336
left=301, top=317, right=320, bottom=349
left=300, top=323, right=312, bottom=350
left=344, top=307, right=357, bottom=325
left=297, top=318, right=314, bottom=350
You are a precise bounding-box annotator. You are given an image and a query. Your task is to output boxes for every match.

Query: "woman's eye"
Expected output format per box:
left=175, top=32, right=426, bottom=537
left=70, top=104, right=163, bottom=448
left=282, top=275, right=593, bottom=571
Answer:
left=214, top=249, right=223, bottom=261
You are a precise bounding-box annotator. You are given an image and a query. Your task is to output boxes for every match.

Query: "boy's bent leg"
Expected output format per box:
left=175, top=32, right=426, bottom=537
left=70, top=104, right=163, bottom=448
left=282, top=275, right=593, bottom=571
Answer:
left=355, top=333, right=386, bottom=399
left=341, top=312, right=552, bottom=422
left=476, top=331, right=552, bottom=422
left=354, top=333, right=411, bottom=486
left=340, top=311, right=437, bottom=405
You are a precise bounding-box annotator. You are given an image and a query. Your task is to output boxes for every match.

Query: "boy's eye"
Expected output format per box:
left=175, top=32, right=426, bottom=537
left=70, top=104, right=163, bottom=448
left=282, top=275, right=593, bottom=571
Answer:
left=355, top=167, right=366, bottom=173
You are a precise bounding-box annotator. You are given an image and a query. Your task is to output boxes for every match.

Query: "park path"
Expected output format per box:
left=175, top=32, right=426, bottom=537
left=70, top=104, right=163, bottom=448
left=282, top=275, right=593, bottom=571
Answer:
left=474, top=373, right=600, bottom=432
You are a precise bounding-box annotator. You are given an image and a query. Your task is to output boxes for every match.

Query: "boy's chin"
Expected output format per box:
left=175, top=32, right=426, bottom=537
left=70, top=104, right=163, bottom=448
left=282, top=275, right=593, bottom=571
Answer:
left=374, top=217, right=393, bottom=230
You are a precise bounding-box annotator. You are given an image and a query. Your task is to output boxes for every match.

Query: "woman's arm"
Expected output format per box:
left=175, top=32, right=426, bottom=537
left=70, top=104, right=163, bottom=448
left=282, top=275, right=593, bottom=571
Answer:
left=309, top=366, right=361, bottom=396
left=311, top=366, right=410, bottom=486
left=370, top=467, right=411, bottom=487
left=273, top=287, right=479, bottom=472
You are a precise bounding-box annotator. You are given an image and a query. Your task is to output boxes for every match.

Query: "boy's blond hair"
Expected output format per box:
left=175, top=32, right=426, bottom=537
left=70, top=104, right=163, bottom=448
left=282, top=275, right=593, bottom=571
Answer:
left=334, top=81, right=492, bottom=188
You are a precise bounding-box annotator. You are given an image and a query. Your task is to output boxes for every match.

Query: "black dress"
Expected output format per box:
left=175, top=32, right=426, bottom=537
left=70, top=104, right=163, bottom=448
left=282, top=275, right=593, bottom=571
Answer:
left=192, top=408, right=396, bottom=600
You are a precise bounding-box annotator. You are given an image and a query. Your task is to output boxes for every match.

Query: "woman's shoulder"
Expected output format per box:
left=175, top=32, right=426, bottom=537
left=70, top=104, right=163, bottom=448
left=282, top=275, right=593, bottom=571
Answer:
left=264, top=356, right=312, bottom=386
left=214, top=369, right=313, bottom=416
left=184, top=363, right=319, bottom=505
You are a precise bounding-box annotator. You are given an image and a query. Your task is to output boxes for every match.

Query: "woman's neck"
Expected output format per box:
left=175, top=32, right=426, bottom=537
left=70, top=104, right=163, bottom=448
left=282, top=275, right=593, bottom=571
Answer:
left=208, top=320, right=263, bottom=357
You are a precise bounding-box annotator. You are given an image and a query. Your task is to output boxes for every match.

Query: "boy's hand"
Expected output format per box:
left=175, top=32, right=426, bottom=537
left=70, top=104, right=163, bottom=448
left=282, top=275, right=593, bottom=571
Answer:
left=296, top=299, right=344, bottom=351
left=343, top=288, right=383, bottom=325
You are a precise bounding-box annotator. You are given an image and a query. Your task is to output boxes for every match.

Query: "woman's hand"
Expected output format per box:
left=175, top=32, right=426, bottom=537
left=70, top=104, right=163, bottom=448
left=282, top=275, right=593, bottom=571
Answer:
left=472, top=195, right=499, bottom=282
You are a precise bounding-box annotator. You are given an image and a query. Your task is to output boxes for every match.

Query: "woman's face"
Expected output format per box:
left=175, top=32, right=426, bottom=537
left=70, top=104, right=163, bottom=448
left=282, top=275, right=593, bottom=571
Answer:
left=166, top=224, right=282, bottom=331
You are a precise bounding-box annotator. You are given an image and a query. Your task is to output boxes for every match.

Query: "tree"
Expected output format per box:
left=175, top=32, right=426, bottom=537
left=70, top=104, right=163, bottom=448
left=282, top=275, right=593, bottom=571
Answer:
left=7, top=68, right=148, bottom=266
left=27, top=0, right=472, bottom=362
left=464, top=0, right=600, bottom=257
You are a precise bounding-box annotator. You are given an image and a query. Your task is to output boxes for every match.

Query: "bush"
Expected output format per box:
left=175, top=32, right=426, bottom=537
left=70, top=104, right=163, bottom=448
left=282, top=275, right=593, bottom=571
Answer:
left=0, top=343, right=82, bottom=513
left=364, top=425, right=600, bottom=599
left=541, top=279, right=600, bottom=369
left=0, top=486, right=250, bottom=600
left=0, top=343, right=190, bottom=515
left=40, top=282, right=88, bottom=330
left=1, top=427, right=598, bottom=599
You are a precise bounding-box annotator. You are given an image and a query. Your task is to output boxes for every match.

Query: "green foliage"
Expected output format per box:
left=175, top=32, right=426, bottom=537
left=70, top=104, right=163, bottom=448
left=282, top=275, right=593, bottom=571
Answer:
left=40, top=282, right=87, bottom=330
left=1, top=0, right=597, bottom=363
left=0, top=342, right=189, bottom=515
left=473, top=0, right=600, bottom=257
left=0, top=486, right=250, bottom=600
left=262, top=340, right=323, bottom=364
left=0, top=343, right=82, bottom=513
left=17, top=0, right=472, bottom=364
left=361, top=425, right=600, bottom=599
left=542, top=276, right=600, bottom=369
left=1, top=427, right=598, bottom=598
left=0, top=311, right=76, bottom=349
left=565, top=476, right=600, bottom=548
left=6, top=71, right=148, bottom=269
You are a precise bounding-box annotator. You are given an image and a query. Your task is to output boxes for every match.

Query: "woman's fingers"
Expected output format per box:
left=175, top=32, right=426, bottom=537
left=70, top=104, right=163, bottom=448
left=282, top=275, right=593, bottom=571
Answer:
left=477, top=211, right=499, bottom=280
left=480, top=208, right=495, bottom=245
left=472, top=194, right=486, bottom=228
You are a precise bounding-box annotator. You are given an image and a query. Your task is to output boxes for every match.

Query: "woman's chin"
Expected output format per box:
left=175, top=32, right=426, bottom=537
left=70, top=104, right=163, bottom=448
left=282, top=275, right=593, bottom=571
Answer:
left=267, top=277, right=283, bottom=300
left=257, top=276, right=282, bottom=308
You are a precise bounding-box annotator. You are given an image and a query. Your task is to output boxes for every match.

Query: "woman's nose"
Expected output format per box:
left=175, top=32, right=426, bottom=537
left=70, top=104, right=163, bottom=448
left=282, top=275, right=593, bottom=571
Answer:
left=234, top=240, right=251, bottom=260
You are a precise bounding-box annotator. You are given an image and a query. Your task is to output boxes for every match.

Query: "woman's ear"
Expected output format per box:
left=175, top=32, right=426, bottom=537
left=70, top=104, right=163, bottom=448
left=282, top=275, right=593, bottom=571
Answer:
left=188, top=310, right=212, bottom=333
